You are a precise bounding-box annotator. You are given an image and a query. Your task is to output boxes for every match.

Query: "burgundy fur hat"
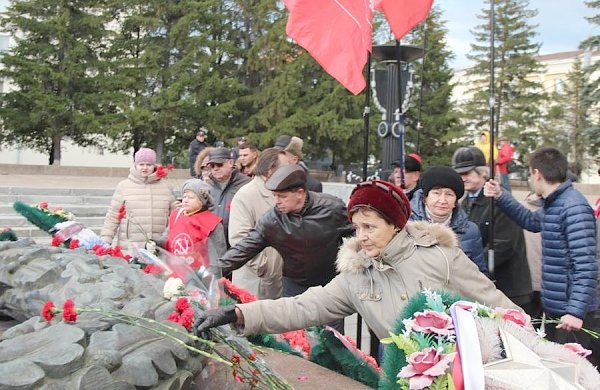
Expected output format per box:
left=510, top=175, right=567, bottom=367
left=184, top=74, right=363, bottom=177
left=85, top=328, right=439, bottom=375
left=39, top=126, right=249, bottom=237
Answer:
left=347, top=180, right=411, bottom=229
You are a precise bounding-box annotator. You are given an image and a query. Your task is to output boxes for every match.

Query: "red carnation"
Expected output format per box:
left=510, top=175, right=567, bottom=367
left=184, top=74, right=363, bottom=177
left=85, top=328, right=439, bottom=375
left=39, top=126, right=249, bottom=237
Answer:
left=117, top=202, right=126, bottom=221
left=143, top=263, right=163, bottom=274
left=167, top=164, right=175, bottom=171
left=62, top=299, right=78, bottom=323
left=41, top=301, right=56, bottom=321
left=178, top=308, right=195, bottom=330
left=51, top=235, right=62, bottom=247
left=68, top=239, right=80, bottom=249
left=175, top=297, right=190, bottom=313
left=39, top=201, right=49, bottom=209
left=155, top=165, right=167, bottom=178
left=167, top=312, right=180, bottom=323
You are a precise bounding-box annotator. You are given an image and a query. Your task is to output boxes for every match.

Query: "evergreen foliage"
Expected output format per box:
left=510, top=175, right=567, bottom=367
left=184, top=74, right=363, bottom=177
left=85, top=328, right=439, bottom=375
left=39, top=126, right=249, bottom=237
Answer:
left=0, top=0, right=112, bottom=165
left=12, top=201, right=66, bottom=232
left=379, top=290, right=463, bottom=390
left=404, top=6, right=461, bottom=167
left=540, top=59, right=597, bottom=173
left=461, top=0, right=545, bottom=157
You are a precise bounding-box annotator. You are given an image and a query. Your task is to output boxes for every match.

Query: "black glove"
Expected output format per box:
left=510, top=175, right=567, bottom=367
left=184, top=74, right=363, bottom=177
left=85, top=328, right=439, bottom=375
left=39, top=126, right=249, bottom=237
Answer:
left=196, top=305, right=238, bottom=334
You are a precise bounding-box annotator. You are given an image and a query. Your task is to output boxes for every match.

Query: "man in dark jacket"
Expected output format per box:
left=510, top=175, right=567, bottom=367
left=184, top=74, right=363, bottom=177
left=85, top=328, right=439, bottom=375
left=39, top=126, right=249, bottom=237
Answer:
left=452, top=146, right=533, bottom=313
left=485, top=147, right=598, bottom=363
left=205, top=147, right=251, bottom=247
left=390, top=153, right=422, bottom=200
left=218, top=164, right=353, bottom=332
left=274, top=134, right=322, bottom=192
left=188, top=129, right=209, bottom=177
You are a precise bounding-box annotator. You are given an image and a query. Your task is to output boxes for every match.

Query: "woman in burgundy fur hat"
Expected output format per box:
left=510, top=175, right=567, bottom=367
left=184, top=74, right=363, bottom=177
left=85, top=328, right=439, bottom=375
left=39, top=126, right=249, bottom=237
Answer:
left=194, top=180, right=519, bottom=340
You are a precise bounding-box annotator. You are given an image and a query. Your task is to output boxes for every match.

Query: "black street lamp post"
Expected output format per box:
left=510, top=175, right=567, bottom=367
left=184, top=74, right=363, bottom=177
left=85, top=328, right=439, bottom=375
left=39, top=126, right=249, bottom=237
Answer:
left=371, top=43, right=424, bottom=185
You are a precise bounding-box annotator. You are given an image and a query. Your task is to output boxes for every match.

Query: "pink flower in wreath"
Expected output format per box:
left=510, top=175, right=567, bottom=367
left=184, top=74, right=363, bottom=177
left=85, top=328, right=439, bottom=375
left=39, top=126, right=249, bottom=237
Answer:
left=398, top=347, right=456, bottom=390
left=495, top=307, right=531, bottom=328
left=404, top=310, right=454, bottom=336
left=563, top=343, right=592, bottom=358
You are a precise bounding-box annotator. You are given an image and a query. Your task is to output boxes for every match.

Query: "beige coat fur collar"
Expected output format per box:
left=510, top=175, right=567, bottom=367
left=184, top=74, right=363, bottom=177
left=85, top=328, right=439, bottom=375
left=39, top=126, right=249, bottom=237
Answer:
left=336, top=221, right=459, bottom=274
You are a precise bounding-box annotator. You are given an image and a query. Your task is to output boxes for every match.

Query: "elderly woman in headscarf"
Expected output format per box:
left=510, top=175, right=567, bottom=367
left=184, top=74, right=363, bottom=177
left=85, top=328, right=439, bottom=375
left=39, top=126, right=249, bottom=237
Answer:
left=410, top=166, right=488, bottom=275
left=194, top=180, right=517, bottom=339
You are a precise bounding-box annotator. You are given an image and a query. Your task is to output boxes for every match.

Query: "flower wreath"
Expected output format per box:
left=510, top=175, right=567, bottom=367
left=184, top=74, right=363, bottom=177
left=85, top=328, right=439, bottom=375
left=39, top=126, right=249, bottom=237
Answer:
left=217, top=277, right=381, bottom=387
left=379, top=290, right=599, bottom=390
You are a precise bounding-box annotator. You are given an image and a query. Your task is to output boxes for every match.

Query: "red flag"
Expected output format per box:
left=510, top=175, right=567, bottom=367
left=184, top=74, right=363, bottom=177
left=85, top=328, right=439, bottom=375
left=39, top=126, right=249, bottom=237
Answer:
left=375, top=0, right=433, bottom=40
left=284, top=0, right=373, bottom=95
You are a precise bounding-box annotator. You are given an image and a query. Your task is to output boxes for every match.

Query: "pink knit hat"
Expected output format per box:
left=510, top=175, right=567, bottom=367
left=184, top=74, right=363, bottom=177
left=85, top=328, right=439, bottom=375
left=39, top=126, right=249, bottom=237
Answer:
left=134, top=148, right=156, bottom=164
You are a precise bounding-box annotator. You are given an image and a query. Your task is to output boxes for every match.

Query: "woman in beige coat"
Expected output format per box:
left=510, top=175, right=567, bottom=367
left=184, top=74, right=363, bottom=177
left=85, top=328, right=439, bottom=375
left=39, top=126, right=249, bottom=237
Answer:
left=100, top=148, right=176, bottom=254
left=195, top=180, right=519, bottom=339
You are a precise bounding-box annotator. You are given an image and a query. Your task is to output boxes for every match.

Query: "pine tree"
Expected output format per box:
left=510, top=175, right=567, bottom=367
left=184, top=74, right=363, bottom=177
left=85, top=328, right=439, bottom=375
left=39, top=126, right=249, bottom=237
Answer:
left=462, top=0, right=545, bottom=157
left=404, top=6, right=461, bottom=167
left=540, top=59, right=590, bottom=173
left=578, top=0, right=600, bottom=164
left=0, top=0, right=112, bottom=165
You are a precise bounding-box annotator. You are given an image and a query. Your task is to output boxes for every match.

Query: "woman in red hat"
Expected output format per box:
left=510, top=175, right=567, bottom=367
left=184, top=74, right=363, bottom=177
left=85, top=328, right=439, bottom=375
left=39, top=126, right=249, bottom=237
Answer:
left=193, top=179, right=518, bottom=340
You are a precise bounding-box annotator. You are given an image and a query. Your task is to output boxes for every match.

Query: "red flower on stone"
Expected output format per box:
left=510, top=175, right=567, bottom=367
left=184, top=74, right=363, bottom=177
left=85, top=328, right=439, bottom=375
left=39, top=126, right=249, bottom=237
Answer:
left=39, top=201, right=49, bottom=209
left=51, top=235, right=62, bottom=247
left=41, top=301, right=56, bottom=321
left=167, top=312, right=180, bottom=323
left=167, top=164, right=175, bottom=171
left=143, top=263, right=163, bottom=274
left=175, top=297, right=190, bottom=313
left=117, top=202, right=126, bottom=221
left=68, top=239, right=80, bottom=249
left=178, top=308, right=195, bottom=330
left=62, top=299, right=78, bottom=323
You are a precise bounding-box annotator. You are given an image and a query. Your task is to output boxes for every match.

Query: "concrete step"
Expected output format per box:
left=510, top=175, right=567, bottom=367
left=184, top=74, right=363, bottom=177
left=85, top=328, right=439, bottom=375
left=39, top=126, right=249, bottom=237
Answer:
left=0, top=187, right=114, bottom=196
left=0, top=214, right=105, bottom=227
left=0, top=194, right=111, bottom=206
left=0, top=203, right=109, bottom=217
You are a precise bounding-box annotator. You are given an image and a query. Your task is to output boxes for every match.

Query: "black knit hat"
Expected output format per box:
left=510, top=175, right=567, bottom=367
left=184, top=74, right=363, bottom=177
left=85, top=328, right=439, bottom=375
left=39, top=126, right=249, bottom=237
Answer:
left=420, top=166, right=465, bottom=199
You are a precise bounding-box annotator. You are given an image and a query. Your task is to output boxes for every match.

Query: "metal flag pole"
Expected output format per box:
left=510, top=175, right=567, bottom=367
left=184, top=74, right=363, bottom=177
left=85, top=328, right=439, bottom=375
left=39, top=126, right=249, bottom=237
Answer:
left=395, top=40, right=406, bottom=189
left=488, top=0, right=496, bottom=278
left=416, top=21, right=428, bottom=154
left=357, top=52, right=372, bottom=351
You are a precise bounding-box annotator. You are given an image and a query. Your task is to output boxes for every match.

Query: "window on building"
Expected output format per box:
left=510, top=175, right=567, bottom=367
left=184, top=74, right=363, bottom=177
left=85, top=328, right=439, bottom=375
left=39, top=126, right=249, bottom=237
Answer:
left=554, top=79, right=565, bottom=94
left=0, top=35, right=9, bottom=52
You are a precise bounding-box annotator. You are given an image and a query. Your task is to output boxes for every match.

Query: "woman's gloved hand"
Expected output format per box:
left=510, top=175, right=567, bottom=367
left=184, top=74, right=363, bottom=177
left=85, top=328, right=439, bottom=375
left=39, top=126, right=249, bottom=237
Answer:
left=195, top=305, right=238, bottom=334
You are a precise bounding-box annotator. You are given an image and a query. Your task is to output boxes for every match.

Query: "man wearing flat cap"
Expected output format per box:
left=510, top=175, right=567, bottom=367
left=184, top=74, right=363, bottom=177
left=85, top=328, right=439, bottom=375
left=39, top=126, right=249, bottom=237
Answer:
left=390, top=153, right=422, bottom=201
left=189, top=129, right=209, bottom=177
left=204, top=147, right=251, bottom=248
left=274, top=134, right=323, bottom=192
left=217, top=164, right=353, bottom=332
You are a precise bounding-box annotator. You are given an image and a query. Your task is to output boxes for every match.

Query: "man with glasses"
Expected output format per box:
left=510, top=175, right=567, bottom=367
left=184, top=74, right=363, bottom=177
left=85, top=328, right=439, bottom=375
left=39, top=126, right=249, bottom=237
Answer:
left=205, top=147, right=251, bottom=248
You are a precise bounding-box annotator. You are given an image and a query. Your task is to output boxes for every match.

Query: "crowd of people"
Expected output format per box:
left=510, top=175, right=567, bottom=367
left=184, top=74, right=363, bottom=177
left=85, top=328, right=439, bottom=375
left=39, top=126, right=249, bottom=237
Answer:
left=100, top=131, right=599, bottom=367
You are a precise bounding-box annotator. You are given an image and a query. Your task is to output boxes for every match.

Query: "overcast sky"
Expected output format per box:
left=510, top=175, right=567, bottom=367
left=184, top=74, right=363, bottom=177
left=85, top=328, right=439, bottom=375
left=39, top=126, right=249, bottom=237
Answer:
left=437, top=0, right=595, bottom=68
left=0, top=0, right=595, bottom=69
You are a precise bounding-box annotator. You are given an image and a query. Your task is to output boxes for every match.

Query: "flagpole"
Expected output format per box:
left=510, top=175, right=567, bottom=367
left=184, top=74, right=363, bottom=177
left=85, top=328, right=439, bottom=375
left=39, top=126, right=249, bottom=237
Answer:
left=357, top=52, right=372, bottom=351
left=395, top=40, right=406, bottom=188
left=362, top=54, right=372, bottom=182
left=416, top=22, right=428, bottom=154
left=488, top=0, right=496, bottom=278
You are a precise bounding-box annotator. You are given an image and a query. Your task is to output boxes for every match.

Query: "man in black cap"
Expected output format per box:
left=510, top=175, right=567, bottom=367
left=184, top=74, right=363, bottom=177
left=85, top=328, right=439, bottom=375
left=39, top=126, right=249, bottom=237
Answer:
left=189, top=129, right=209, bottom=177
left=390, top=152, right=422, bottom=200
left=205, top=147, right=251, bottom=247
left=217, top=164, right=352, bottom=332
left=452, top=146, right=533, bottom=314
left=274, top=134, right=322, bottom=192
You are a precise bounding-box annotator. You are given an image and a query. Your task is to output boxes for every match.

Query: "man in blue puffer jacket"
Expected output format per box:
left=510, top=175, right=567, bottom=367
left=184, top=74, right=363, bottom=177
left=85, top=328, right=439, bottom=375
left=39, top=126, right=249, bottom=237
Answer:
left=484, top=147, right=597, bottom=354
